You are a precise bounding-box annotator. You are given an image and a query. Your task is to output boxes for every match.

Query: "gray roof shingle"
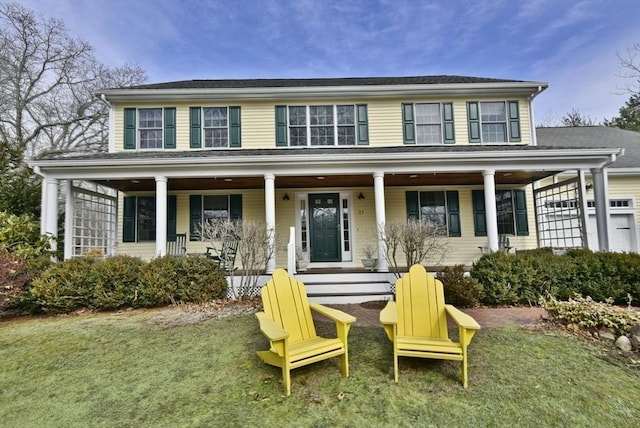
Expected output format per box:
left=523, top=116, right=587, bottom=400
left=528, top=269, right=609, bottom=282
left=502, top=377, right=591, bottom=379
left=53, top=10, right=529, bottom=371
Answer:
left=123, top=75, right=526, bottom=90
left=536, top=126, right=640, bottom=170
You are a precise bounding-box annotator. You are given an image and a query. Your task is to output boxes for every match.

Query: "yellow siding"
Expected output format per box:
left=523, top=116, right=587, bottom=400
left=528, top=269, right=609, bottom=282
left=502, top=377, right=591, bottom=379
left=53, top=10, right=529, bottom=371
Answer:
left=111, top=96, right=533, bottom=152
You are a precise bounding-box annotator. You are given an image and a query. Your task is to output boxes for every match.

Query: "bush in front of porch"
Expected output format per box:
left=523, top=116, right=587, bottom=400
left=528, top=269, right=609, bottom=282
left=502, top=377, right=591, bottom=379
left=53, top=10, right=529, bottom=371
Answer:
left=471, top=249, right=640, bottom=306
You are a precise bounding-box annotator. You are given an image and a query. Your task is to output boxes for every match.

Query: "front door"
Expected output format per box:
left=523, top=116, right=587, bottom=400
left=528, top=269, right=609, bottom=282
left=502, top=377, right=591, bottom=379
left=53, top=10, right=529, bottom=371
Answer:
left=309, top=193, right=341, bottom=262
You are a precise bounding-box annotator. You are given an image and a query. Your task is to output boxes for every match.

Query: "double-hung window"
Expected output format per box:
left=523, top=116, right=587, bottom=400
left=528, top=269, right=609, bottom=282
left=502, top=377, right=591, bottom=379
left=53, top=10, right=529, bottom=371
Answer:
left=189, top=194, right=243, bottom=240
left=406, top=190, right=461, bottom=237
left=275, top=104, right=368, bottom=147
left=472, top=189, right=528, bottom=236
left=189, top=106, right=241, bottom=148
left=402, top=102, right=455, bottom=144
left=122, top=195, right=177, bottom=242
left=467, top=101, right=521, bottom=143
left=124, top=107, right=176, bottom=150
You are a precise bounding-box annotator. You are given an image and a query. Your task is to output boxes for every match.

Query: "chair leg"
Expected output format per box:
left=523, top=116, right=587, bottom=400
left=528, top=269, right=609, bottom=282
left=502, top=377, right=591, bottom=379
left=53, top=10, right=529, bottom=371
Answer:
left=282, top=366, right=291, bottom=397
left=462, top=349, right=468, bottom=388
left=393, top=345, right=399, bottom=382
left=340, top=351, right=349, bottom=377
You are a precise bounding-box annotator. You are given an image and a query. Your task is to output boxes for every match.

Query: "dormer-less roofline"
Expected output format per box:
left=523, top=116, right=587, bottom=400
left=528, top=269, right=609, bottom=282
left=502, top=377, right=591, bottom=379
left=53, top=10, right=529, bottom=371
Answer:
left=97, top=75, right=548, bottom=102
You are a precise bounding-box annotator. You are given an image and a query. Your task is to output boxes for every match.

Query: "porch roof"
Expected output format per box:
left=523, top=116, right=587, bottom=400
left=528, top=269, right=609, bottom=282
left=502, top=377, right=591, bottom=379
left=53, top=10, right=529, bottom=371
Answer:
left=29, top=145, right=622, bottom=192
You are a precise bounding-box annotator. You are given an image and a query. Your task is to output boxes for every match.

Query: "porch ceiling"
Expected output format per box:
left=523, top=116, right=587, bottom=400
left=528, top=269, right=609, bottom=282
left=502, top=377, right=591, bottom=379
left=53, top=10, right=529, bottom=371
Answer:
left=93, top=170, right=557, bottom=192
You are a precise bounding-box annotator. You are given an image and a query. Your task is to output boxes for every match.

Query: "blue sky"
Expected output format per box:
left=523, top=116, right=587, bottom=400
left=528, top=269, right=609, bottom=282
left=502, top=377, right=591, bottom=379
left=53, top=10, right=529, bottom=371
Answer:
left=17, top=0, right=640, bottom=124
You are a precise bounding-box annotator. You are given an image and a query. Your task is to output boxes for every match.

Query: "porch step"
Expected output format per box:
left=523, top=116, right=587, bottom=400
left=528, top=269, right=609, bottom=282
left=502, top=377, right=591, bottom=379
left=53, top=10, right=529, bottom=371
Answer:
left=296, top=272, right=394, bottom=304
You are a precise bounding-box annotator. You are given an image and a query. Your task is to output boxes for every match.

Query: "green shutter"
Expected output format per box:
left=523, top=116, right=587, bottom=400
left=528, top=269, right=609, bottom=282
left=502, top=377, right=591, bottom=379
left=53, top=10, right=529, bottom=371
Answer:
left=402, top=103, right=415, bottom=144
left=230, top=194, right=243, bottom=220
left=190, top=107, right=202, bottom=148
left=164, top=108, right=176, bottom=149
left=514, top=189, right=529, bottom=235
left=124, top=108, right=136, bottom=149
left=167, top=195, right=177, bottom=241
left=275, top=105, right=288, bottom=147
left=406, top=191, right=419, bottom=220
left=467, top=102, right=481, bottom=143
left=229, top=106, right=241, bottom=148
left=356, top=104, right=369, bottom=145
left=472, top=190, right=487, bottom=236
left=189, top=195, right=202, bottom=240
left=443, top=102, right=455, bottom=144
left=446, top=191, right=461, bottom=237
left=508, top=101, right=521, bottom=142
left=123, top=196, right=136, bottom=242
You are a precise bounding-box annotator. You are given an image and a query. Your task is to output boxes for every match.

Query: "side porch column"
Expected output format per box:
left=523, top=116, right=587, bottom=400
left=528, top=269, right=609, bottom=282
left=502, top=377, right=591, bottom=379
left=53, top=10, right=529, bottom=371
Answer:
left=64, top=180, right=75, bottom=259
left=155, top=176, right=168, bottom=257
left=264, top=173, right=276, bottom=274
left=373, top=172, right=388, bottom=272
left=591, top=167, right=610, bottom=251
left=44, top=177, right=59, bottom=255
left=483, top=170, right=499, bottom=251
left=577, top=169, right=591, bottom=249
left=40, top=177, right=48, bottom=235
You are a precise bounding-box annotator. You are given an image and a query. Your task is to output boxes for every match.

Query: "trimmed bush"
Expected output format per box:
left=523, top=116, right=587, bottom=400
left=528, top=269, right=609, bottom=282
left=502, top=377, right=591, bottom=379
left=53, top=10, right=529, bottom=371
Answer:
left=30, top=258, right=97, bottom=314
left=436, top=265, right=483, bottom=308
left=471, top=249, right=640, bottom=306
left=93, top=256, right=145, bottom=309
left=136, top=256, right=227, bottom=307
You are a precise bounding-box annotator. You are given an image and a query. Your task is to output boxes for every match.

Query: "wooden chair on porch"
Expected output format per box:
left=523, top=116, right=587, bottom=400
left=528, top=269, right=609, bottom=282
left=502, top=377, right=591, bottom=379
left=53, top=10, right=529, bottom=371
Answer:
left=255, top=268, right=356, bottom=396
left=166, top=233, right=186, bottom=257
left=205, top=233, right=239, bottom=271
left=380, top=264, right=481, bottom=387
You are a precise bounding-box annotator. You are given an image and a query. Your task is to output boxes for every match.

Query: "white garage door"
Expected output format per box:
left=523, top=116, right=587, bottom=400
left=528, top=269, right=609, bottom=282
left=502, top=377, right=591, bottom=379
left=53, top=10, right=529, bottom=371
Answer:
left=588, top=214, right=634, bottom=252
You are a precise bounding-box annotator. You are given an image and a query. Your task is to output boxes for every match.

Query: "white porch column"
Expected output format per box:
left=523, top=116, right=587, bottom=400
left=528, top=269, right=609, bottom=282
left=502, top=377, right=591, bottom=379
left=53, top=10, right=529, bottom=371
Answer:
left=155, top=176, right=168, bottom=257
left=373, top=172, right=388, bottom=272
left=40, top=177, right=48, bottom=235
left=264, top=173, right=276, bottom=274
left=591, top=167, right=610, bottom=251
left=44, top=177, right=59, bottom=254
left=483, top=170, right=499, bottom=251
left=577, top=169, right=591, bottom=249
left=64, top=180, right=75, bottom=260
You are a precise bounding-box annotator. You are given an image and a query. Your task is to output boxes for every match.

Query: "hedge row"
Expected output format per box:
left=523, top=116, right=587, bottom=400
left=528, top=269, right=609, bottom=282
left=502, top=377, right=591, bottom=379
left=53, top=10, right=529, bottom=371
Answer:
left=471, top=249, right=640, bottom=305
left=29, top=255, right=228, bottom=314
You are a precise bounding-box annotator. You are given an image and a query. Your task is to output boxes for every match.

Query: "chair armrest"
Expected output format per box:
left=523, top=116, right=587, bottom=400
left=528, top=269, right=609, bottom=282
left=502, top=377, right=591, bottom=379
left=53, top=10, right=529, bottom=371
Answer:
left=445, top=305, right=481, bottom=330
left=255, top=312, right=288, bottom=341
left=379, top=300, right=397, bottom=325
left=309, top=303, right=356, bottom=325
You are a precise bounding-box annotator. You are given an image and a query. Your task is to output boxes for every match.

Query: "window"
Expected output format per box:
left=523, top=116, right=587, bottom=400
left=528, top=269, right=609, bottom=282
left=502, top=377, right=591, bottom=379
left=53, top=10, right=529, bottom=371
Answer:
left=467, top=101, right=521, bottom=143
left=402, top=103, right=455, bottom=145
left=139, top=109, right=163, bottom=149
left=275, top=104, right=368, bottom=147
left=189, top=106, right=241, bottom=148
left=472, top=189, right=528, bottom=236
left=406, top=190, right=461, bottom=237
left=124, top=107, right=176, bottom=150
left=122, top=195, right=177, bottom=243
left=189, top=194, right=243, bottom=240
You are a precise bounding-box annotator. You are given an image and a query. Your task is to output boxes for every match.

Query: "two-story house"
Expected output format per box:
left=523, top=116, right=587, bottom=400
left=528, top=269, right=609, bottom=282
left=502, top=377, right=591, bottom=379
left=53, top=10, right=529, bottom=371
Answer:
left=29, top=76, right=622, bottom=286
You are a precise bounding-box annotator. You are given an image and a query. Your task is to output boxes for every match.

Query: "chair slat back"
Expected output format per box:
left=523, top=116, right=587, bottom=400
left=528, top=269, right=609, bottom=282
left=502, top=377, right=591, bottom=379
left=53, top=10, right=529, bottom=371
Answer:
left=166, top=233, right=186, bottom=256
left=395, top=264, right=448, bottom=339
left=261, top=269, right=317, bottom=343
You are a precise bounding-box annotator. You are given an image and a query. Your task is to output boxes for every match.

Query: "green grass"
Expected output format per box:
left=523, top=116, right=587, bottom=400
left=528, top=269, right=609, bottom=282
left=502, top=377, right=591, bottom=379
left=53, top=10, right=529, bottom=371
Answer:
left=1, top=310, right=639, bottom=428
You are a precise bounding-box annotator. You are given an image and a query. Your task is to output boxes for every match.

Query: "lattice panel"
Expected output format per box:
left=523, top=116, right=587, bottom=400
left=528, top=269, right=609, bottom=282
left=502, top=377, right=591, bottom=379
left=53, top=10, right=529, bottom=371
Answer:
left=534, top=178, right=586, bottom=250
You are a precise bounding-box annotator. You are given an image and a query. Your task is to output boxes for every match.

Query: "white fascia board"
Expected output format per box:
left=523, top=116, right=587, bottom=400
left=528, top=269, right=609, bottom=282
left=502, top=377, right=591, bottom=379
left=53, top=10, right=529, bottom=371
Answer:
left=98, top=82, right=549, bottom=102
left=30, top=147, right=620, bottom=181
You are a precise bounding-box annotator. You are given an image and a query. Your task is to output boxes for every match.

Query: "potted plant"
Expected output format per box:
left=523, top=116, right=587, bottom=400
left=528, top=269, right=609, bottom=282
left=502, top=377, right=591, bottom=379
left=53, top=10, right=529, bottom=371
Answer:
left=361, top=244, right=378, bottom=271
left=296, top=246, right=309, bottom=272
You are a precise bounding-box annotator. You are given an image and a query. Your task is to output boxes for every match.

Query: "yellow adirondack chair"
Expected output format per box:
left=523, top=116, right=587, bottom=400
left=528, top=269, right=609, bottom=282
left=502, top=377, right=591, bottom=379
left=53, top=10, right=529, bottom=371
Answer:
left=255, top=268, right=356, bottom=396
left=380, top=264, right=481, bottom=387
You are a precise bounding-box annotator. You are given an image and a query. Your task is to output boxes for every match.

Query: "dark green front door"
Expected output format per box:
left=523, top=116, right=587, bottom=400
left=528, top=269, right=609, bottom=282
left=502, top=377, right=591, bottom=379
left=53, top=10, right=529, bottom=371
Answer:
left=309, top=193, right=341, bottom=262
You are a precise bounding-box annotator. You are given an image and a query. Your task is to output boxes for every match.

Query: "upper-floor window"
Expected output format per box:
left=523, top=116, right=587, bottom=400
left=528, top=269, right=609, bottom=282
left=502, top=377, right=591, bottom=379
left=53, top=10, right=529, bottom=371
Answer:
left=275, top=104, right=368, bottom=147
left=190, top=106, right=241, bottom=148
left=402, top=102, right=455, bottom=145
left=124, top=107, right=176, bottom=150
left=406, top=190, right=461, bottom=237
left=467, top=101, right=521, bottom=143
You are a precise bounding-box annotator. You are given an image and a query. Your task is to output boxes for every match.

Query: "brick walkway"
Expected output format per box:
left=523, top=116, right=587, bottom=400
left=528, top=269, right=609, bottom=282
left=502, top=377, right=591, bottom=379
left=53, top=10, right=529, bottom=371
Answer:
left=324, top=303, right=546, bottom=328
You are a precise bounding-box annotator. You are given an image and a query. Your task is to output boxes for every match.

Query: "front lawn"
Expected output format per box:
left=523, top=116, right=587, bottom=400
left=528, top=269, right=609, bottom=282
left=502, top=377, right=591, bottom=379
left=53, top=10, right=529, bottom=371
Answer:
left=1, top=308, right=638, bottom=427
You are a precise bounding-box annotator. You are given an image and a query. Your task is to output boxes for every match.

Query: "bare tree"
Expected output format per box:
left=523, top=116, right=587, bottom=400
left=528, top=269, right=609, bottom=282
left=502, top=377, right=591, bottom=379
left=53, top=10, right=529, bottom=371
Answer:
left=0, top=3, right=147, bottom=165
left=616, top=43, right=640, bottom=97
left=380, top=220, right=449, bottom=278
